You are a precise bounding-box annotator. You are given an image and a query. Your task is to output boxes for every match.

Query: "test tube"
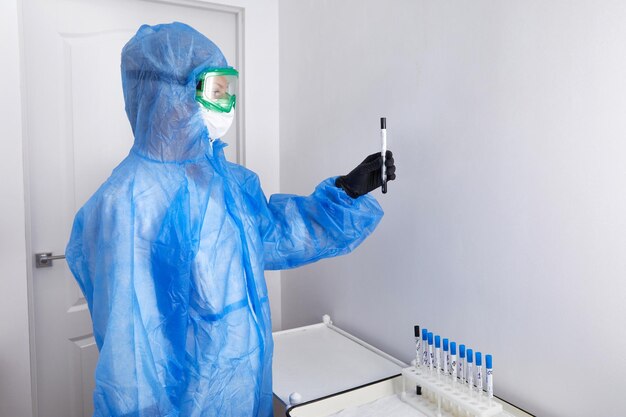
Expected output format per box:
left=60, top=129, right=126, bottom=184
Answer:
left=458, top=344, right=466, bottom=385
left=434, top=335, right=441, bottom=376
left=475, top=352, right=483, bottom=396
left=421, top=328, right=429, bottom=368
left=414, top=325, right=421, bottom=369
left=428, top=332, right=434, bottom=373
left=466, top=349, right=474, bottom=393
left=442, top=338, right=449, bottom=378
left=380, top=117, right=387, bottom=193
left=450, top=342, right=457, bottom=384
left=486, top=355, right=493, bottom=401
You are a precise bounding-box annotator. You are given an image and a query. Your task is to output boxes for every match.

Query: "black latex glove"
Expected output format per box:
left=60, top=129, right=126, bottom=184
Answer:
left=335, top=150, right=396, bottom=198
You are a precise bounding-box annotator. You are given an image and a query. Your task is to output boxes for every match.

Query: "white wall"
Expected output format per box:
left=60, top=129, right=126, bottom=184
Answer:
left=279, top=1, right=626, bottom=416
left=0, top=0, right=34, bottom=416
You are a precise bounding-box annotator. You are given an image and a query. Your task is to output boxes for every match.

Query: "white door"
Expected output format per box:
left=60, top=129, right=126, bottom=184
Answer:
left=23, top=1, right=244, bottom=416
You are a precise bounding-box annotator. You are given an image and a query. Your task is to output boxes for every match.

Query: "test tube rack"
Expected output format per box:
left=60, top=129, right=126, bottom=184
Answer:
left=400, top=366, right=503, bottom=417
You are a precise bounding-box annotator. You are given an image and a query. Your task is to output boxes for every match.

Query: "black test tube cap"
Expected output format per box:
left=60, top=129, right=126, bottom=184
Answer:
left=380, top=117, right=386, bottom=129
left=416, top=385, right=422, bottom=396
left=414, top=325, right=420, bottom=337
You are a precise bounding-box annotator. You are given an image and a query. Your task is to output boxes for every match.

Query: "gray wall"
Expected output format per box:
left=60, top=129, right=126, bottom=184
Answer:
left=279, top=1, right=626, bottom=416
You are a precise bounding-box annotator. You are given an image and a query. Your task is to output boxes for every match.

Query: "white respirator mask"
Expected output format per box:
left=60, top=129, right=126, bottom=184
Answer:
left=199, top=107, right=235, bottom=141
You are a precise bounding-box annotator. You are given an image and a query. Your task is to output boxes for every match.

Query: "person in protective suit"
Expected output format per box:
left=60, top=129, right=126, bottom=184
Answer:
left=66, top=22, right=396, bottom=417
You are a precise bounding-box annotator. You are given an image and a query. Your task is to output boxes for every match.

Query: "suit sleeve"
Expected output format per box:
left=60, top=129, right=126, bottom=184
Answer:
left=250, top=176, right=384, bottom=270
left=65, top=185, right=178, bottom=416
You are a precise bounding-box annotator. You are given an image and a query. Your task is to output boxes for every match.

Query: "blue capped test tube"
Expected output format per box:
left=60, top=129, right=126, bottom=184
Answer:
left=421, top=329, right=429, bottom=368
left=475, top=352, right=483, bottom=395
left=443, top=338, right=450, bottom=377
left=428, top=332, right=434, bottom=373
left=486, top=355, right=493, bottom=401
left=450, top=342, right=457, bottom=383
left=434, top=335, right=441, bottom=376
left=466, top=349, right=474, bottom=392
left=459, top=344, right=466, bottom=384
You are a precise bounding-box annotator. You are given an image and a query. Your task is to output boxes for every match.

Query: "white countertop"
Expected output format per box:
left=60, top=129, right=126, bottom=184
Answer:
left=272, top=322, right=404, bottom=405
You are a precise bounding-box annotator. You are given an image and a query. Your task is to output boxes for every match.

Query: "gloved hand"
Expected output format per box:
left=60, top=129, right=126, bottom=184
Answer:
left=335, top=151, right=396, bottom=198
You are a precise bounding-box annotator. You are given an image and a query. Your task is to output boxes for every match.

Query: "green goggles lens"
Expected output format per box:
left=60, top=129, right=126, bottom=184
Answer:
left=195, top=68, right=238, bottom=113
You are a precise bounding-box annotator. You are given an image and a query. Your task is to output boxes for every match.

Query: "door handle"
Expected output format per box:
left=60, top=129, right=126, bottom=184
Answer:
left=35, top=252, right=66, bottom=268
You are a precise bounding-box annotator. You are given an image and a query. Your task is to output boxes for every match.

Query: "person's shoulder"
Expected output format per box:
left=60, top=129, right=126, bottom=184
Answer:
left=79, top=156, right=140, bottom=215
left=226, top=161, right=260, bottom=186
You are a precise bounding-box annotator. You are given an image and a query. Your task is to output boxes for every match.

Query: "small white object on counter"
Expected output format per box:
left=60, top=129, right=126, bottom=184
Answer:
left=289, top=392, right=303, bottom=406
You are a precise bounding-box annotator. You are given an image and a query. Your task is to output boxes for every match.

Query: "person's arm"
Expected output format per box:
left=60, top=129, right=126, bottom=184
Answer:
left=257, top=177, right=384, bottom=270
left=66, top=187, right=178, bottom=416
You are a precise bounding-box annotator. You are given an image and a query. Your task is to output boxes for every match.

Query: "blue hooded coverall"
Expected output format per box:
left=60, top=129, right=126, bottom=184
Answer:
left=66, top=22, right=383, bottom=417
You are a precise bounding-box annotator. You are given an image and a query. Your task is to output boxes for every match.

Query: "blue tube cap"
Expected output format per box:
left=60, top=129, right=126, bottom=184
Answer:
left=459, top=344, right=466, bottom=358
left=435, top=335, right=441, bottom=348
left=422, top=328, right=428, bottom=340
left=450, top=342, right=457, bottom=355
left=428, top=332, right=434, bottom=345
left=486, top=354, right=492, bottom=369
left=475, top=352, right=482, bottom=366
left=443, top=338, right=449, bottom=351
left=467, top=349, right=473, bottom=363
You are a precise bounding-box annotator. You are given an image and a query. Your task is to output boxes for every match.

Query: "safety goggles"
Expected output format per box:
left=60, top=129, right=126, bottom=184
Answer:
left=195, top=68, right=238, bottom=113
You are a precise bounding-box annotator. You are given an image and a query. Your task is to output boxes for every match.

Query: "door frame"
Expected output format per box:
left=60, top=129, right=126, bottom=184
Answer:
left=17, top=0, right=280, bottom=416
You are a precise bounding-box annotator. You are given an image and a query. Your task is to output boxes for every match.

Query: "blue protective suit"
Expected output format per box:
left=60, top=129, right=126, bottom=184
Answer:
left=66, top=22, right=383, bottom=417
